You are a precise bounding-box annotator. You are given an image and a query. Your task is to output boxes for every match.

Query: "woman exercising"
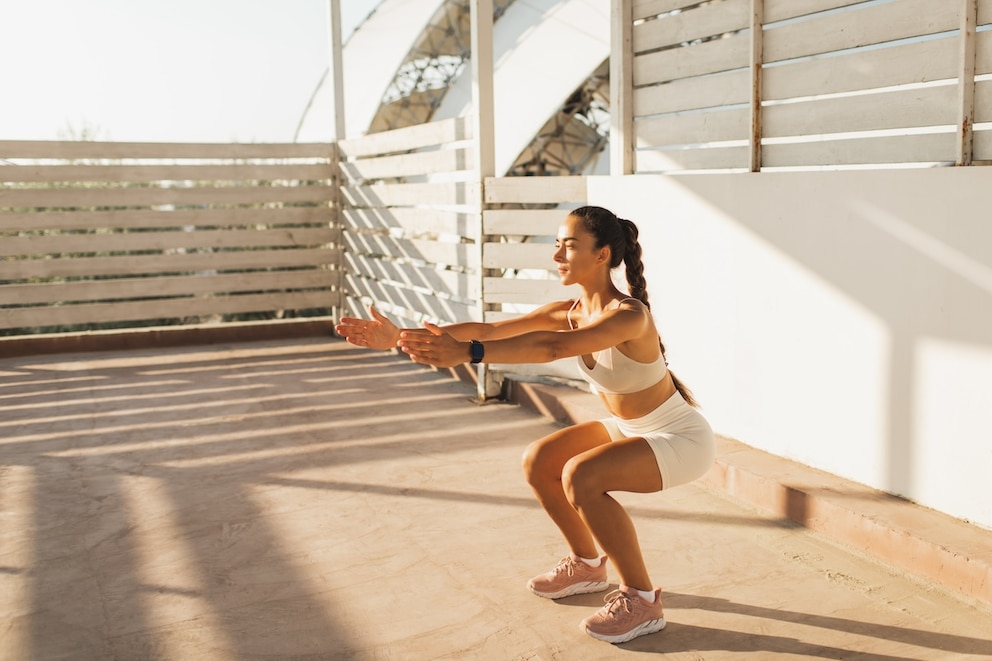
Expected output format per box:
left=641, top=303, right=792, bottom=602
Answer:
left=335, top=205, right=716, bottom=644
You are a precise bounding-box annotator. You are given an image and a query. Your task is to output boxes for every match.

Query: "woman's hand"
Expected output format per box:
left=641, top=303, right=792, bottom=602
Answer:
left=398, top=322, right=470, bottom=368
left=335, top=305, right=400, bottom=350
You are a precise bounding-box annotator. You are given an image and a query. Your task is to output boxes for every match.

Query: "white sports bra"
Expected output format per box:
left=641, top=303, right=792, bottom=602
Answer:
left=566, top=298, right=668, bottom=395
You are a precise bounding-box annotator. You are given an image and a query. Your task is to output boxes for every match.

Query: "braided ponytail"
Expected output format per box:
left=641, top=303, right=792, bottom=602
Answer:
left=618, top=218, right=649, bottom=308
left=571, top=206, right=699, bottom=407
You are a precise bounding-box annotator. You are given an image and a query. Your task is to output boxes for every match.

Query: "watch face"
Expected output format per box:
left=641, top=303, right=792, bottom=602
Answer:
left=470, top=341, right=484, bottom=363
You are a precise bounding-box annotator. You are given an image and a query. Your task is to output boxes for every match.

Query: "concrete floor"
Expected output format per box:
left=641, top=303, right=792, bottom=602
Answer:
left=1, top=337, right=990, bottom=660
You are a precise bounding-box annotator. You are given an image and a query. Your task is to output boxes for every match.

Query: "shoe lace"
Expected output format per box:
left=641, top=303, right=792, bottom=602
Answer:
left=552, top=556, right=579, bottom=577
left=600, top=589, right=636, bottom=622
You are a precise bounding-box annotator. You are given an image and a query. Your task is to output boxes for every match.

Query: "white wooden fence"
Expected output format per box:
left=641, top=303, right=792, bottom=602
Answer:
left=0, top=142, right=338, bottom=335
left=614, top=0, right=992, bottom=173
left=336, top=118, right=592, bottom=330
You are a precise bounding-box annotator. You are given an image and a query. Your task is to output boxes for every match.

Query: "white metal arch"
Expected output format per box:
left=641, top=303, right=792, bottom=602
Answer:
left=297, top=0, right=611, bottom=178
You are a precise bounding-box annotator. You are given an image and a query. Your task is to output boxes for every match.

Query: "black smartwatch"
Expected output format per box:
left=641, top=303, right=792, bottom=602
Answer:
left=469, top=339, right=485, bottom=364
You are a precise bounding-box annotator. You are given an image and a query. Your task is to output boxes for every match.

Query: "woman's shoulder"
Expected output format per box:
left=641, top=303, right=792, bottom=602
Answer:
left=616, top=296, right=644, bottom=308
left=614, top=296, right=650, bottom=316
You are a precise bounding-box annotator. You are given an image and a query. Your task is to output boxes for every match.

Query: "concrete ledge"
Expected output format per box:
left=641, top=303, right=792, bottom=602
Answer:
left=504, top=378, right=992, bottom=609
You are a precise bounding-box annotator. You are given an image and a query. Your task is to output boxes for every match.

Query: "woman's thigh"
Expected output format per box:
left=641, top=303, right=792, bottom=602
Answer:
left=523, top=421, right=613, bottom=479
left=565, top=437, right=664, bottom=496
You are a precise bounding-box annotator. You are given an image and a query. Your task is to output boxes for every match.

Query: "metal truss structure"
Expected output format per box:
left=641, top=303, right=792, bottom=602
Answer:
left=368, top=0, right=610, bottom=178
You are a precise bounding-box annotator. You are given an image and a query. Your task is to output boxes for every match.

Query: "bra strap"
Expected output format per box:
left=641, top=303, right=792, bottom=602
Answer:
left=566, top=298, right=581, bottom=329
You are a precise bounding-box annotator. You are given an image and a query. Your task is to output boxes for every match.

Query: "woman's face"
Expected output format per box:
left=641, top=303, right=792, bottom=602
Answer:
left=553, top=214, right=608, bottom=285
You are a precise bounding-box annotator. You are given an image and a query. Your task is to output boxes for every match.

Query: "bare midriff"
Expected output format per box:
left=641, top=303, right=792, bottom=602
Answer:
left=597, top=370, right=678, bottom=420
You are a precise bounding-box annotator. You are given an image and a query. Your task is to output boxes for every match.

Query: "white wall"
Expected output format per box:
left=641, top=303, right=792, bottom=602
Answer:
left=588, top=170, right=992, bottom=530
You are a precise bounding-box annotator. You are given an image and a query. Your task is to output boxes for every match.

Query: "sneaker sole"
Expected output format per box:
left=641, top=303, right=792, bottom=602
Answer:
left=527, top=580, right=610, bottom=600
left=582, top=617, right=667, bottom=644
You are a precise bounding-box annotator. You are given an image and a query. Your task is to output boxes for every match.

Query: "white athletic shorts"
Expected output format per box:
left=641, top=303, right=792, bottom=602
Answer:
left=597, top=391, right=716, bottom=490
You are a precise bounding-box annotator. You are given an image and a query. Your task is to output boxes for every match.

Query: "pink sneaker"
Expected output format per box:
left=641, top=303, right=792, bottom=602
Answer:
left=580, top=586, right=667, bottom=643
left=526, top=554, right=609, bottom=599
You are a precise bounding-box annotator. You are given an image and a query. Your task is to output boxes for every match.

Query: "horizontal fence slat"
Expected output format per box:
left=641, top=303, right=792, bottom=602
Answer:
left=0, top=291, right=332, bottom=331
left=635, top=107, right=751, bottom=147
left=0, top=206, right=331, bottom=232
left=483, top=242, right=555, bottom=271
left=0, top=248, right=335, bottom=281
left=764, top=0, right=880, bottom=25
left=483, top=176, right=587, bottom=205
left=1, top=227, right=335, bottom=257
left=343, top=273, right=479, bottom=324
left=0, top=162, right=334, bottom=184
left=636, top=70, right=751, bottom=116
left=0, top=141, right=332, bottom=160
left=483, top=210, right=564, bottom=235
left=0, top=183, right=334, bottom=209
left=339, top=294, right=476, bottom=329
left=342, top=207, right=475, bottom=237
left=633, top=0, right=750, bottom=53
left=763, top=0, right=958, bottom=64
left=344, top=231, right=481, bottom=270
left=634, top=33, right=749, bottom=86
left=980, top=30, right=992, bottom=76
left=482, top=276, right=569, bottom=304
left=340, top=147, right=473, bottom=182
left=764, top=35, right=959, bottom=101
left=635, top=146, right=751, bottom=173
left=763, top=132, right=956, bottom=167
left=975, top=79, right=992, bottom=123
left=341, top=181, right=480, bottom=208
left=2, top=270, right=336, bottom=306
left=763, top=84, right=958, bottom=138
left=974, top=129, right=992, bottom=160
left=632, top=0, right=699, bottom=22
left=344, top=252, right=478, bottom=300
left=337, top=117, right=471, bottom=159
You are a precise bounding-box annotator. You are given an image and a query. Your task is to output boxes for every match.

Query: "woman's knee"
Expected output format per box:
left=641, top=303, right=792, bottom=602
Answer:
left=521, top=438, right=554, bottom=486
left=562, top=455, right=600, bottom=507
left=522, top=423, right=609, bottom=487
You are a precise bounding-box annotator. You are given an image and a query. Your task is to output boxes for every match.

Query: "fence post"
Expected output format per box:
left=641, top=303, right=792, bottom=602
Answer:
left=470, top=0, right=501, bottom=401
left=327, top=0, right=346, bottom=322
left=610, top=0, right=633, bottom=175
left=327, top=0, right=346, bottom=141
left=329, top=141, right=344, bottom=322
left=957, top=0, right=977, bottom=166
left=749, top=0, right=764, bottom=172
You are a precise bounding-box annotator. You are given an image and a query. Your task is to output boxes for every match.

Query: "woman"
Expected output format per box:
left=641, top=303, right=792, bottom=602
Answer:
left=335, top=205, right=715, bottom=644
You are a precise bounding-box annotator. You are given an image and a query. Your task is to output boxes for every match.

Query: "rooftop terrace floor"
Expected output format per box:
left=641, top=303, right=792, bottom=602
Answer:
left=1, top=337, right=990, bottom=660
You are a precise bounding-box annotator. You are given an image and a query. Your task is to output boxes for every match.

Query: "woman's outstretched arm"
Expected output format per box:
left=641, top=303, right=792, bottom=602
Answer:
left=398, top=303, right=650, bottom=368
left=335, top=300, right=571, bottom=349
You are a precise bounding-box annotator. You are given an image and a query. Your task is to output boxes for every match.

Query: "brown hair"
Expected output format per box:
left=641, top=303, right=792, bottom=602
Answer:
left=570, top=205, right=699, bottom=407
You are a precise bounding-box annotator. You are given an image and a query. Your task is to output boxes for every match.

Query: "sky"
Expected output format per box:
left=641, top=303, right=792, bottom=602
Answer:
left=0, top=0, right=374, bottom=143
